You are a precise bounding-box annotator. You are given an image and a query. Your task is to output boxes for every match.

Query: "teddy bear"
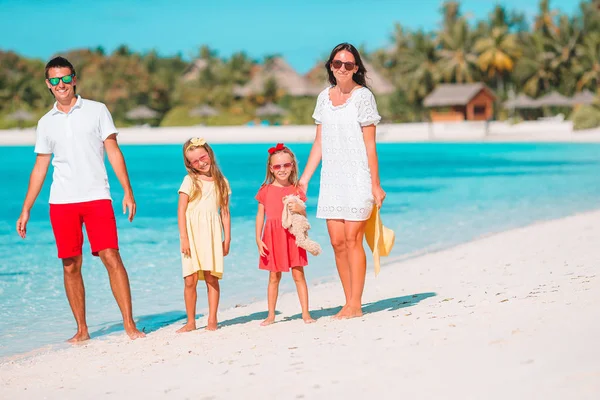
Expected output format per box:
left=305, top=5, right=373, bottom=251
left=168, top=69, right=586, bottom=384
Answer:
left=281, top=195, right=322, bottom=256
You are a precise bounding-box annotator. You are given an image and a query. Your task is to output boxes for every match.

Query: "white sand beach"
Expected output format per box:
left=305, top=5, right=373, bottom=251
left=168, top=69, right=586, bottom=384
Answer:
left=2, top=121, right=600, bottom=146
left=1, top=210, right=599, bottom=399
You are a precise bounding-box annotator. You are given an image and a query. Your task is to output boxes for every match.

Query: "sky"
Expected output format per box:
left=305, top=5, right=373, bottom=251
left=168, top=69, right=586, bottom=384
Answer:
left=0, top=0, right=583, bottom=73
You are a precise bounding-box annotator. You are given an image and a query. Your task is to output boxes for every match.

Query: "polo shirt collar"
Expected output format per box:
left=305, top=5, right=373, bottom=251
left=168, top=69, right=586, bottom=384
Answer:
left=51, top=95, right=83, bottom=115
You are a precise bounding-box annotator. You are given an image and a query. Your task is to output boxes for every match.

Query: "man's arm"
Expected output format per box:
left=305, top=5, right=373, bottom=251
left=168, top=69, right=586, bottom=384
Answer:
left=17, top=154, right=52, bottom=238
left=104, top=134, right=136, bottom=222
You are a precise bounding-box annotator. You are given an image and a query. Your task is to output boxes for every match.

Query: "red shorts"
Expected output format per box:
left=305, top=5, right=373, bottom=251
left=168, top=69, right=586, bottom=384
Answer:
left=49, top=200, right=119, bottom=259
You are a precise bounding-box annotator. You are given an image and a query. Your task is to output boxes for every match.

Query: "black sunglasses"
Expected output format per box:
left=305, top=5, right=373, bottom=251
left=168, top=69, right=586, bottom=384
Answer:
left=331, top=60, right=356, bottom=70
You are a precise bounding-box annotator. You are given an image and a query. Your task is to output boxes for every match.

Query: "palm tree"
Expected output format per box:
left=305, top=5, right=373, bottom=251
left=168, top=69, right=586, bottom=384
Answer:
left=474, top=26, right=521, bottom=94
left=222, top=51, right=253, bottom=86
left=573, top=32, right=600, bottom=91
left=437, top=18, right=480, bottom=83
left=514, top=33, right=557, bottom=97
left=440, top=1, right=461, bottom=32
left=398, top=31, right=440, bottom=103
left=534, top=0, right=559, bottom=37
left=546, top=14, right=581, bottom=94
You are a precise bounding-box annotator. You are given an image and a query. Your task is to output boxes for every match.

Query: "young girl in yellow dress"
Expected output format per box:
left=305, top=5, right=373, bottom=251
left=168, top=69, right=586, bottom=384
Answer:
left=177, top=138, right=231, bottom=332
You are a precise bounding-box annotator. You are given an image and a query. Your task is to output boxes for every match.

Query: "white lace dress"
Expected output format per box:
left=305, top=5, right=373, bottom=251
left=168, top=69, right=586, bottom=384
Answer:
left=312, top=86, right=381, bottom=221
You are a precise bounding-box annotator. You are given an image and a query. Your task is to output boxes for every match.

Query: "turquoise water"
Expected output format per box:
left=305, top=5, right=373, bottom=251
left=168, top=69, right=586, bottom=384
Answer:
left=1, top=143, right=600, bottom=358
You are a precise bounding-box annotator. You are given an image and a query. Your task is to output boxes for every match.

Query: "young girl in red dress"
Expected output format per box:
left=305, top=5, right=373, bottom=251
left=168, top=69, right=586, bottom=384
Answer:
left=255, top=143, right=316, bottom=326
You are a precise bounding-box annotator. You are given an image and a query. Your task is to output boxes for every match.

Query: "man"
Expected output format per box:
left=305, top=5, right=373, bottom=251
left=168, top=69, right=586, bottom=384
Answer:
left=16, top=56, right=145, bottom=342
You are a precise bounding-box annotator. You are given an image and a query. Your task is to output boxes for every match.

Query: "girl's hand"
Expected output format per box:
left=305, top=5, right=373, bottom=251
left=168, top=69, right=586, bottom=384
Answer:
left=298, top=178, right=309, bottom=195
left=372, top=185, right=386, bottom=208
left=180, top=237, right=191, bottom=258
left=287, top=202, right=304, bottom=214
left=222, top=240, right=231, bottom=256
left=256, top=239, right=269, bottom=257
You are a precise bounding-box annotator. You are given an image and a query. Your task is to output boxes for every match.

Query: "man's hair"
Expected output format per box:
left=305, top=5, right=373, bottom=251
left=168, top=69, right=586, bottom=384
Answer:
left=45, top=56, right=76, bottom=79
left=45, top=56, right=77, bottom=95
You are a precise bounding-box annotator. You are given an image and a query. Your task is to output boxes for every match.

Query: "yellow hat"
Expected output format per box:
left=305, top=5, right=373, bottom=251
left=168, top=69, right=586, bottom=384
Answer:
left=365, top=206, right=395, bottom=276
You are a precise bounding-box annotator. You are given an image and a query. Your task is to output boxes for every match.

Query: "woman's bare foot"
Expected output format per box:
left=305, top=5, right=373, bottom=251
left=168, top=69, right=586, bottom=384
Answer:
left=302, top=313, right=316, bottom=324
left=333, top=305, right=363, bottom=320
left=67, top=331, right=90, bottom=343
left=260, top=315, right=276, bottom=326
left=332, top=304, right=349, bottom=320
left=176, top=323, right=197, bottom=333
left=205, top=319, right=218, bottom=331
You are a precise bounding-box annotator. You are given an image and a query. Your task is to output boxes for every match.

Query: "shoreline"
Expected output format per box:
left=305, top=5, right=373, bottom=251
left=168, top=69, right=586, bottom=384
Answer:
left=2, top=209, right=599, bottom=399
left=2, top=122, right=600, bottom=146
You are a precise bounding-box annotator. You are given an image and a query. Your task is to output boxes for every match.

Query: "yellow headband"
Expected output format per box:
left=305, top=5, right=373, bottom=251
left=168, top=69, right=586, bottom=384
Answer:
left=186, top=137, right=206, bottom=152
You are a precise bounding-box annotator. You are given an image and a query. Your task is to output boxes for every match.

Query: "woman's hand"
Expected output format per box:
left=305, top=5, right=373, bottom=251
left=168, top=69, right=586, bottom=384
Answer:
left=298, top=178, right=309, bottom=195
left=180, top=236, right=191, bottom=258
left=256, top=239, right=269, bottom=257
left=372, top=185, right=386, bottom=208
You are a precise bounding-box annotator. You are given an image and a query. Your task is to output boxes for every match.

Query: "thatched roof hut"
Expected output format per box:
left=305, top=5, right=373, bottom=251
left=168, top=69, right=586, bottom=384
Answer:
left=256, top=102, right=287, bottom=117
left=423, top=83, right=496, bottom=122
left=503, top=93, right=539, bottom=109
left=6, top=109, right=34, bottom=121
left=189, top=105, right=219, bottom=117
left=126, top=106, right=159, bottom=120
left=234, top=57, right=320, bottom=97
left=571, top=90, right=596, bottom=105
left=181, top=59, right=209, bottom=82
left=536, top=91, right=572, bottom=107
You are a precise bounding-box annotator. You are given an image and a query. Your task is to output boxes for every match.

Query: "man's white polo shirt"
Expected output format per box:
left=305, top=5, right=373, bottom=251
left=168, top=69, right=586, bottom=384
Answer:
left=34, top=96, right=118, bottom=204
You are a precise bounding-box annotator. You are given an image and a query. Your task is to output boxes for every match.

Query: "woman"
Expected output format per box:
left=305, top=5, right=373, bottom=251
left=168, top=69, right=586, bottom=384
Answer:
left=298, top=43, right=386, bottom=319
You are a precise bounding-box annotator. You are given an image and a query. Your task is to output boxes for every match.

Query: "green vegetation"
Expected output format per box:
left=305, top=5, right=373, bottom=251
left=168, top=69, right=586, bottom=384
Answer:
left=1, top=0, right=599, bottom=128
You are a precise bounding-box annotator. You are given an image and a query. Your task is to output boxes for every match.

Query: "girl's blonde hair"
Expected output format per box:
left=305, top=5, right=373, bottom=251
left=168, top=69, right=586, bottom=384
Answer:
left=261, top=143, right=300, bottom=187
left=182, top=138, right=229, bottom=211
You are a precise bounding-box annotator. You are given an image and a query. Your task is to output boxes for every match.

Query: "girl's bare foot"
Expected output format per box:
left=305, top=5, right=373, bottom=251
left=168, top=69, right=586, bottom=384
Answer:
left=176, top=323, right=197, bottom=333
left=260, top=315, right=276, bottom=326
left=125, top=327, right=146, bottom=339
left=67, top=331, right=90, bottom=343
left=302, top=313, right=316, bottom=324
left=205, top=319, right=218, bottom=331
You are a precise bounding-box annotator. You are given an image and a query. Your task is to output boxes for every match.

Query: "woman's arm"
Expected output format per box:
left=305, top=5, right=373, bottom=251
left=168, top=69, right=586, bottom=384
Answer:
left=178, top=193, right=191, bottom=258
left=298, top=124, right=322, bottom=194
left=363, top=125, right=386, bottom=208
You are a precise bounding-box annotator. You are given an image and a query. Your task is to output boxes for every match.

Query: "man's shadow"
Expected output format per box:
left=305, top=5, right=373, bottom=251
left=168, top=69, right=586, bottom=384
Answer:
left=90, top=310, right=197, bottom=338
left=284, top=292, right=437, bottom=321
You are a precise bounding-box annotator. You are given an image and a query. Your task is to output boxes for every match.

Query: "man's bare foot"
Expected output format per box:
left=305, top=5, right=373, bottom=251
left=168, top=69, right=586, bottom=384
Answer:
left=333, top=305, right=363, bottom=320
left=67, top=331, right=90, bottom=343
left=125, top=326, right=146, bottom=339
left=260, top=316, right=275, bottom=326
left=176, top=323, right=197, bottom=333
left=205, top=319, right=218, bottom=331
left=302, top=314, right=316, bottom=324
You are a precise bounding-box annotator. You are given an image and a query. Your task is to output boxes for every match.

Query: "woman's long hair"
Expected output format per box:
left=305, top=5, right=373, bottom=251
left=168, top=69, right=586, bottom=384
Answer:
left=261, top=145, right=299, bottom=187
left=182, top=139, right=229, bottom=212
left=325, top=42, right=369, bottom=88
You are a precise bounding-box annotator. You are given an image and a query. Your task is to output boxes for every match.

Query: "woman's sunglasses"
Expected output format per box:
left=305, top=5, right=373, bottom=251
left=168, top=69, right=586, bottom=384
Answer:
left=48, top=74, right=75, bottom=86
left=331, top=60, right=356, bottom=70
left=271, top=162, right=293, bottom=170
